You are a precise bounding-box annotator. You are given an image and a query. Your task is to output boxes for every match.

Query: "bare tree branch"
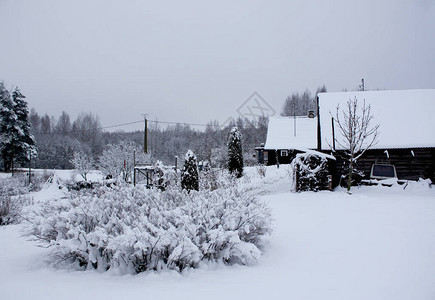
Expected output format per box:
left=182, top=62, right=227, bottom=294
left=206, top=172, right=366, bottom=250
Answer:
left=333, top=97, right=380, bottom=192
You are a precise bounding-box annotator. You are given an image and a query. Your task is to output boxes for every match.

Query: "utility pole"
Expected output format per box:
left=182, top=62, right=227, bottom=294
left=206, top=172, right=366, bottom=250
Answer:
left=317, top=95, right=321, bottom=151
left=331, top=117, right=336, bottom=151
left=142, top=114, right=148, bottom=154
left=293, top=102, right=296, bottom=137
left=28, top=150, right=32, bottom=185
left=133, top=150, right=136, bottom=186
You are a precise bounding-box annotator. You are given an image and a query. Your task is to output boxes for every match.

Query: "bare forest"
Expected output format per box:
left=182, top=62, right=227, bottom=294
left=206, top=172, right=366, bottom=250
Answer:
left=27, top=109, right=269, bottom=170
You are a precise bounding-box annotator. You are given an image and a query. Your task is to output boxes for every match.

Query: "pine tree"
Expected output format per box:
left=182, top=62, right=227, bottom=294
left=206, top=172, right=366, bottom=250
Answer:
left=12, top=87, right=36, bottom=166
left=227, top=127, right=243, bottom=178
left=181, top=150, right=199, bottom=191
left=0, top=84, right=36, bottom=172
left=0, top=83, right=16, bottom=171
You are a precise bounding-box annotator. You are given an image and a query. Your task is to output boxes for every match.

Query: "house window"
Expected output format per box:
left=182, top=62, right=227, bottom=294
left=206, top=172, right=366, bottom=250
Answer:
left=280, top=150, right=288, bottom=157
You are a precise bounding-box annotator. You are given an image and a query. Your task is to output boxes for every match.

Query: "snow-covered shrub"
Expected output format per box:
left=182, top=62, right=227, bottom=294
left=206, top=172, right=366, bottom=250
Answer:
left=152, top=160, right=177, bottom=190
left=243, top=151, right=258, bottom=167
left=210, top=146, right=227, bottom=168
left=339, top=168, right=364, bottom=188
left=256, top=165, right=266, bottom=178
left=291, top=153, right=330, bottom=192
left=29, top=170, right=54, bottom=192
left=71, top=151, right=94, bottom=182
left=27, top=185, right=272, bottom=273
left=0, top=175, right=32, bottom=225
left=0, top=174, right=29, bottom=196
left=181, top=150, right=199, bottom=191
left=0, top=195, right=32, bottom=225
left=199, top=168, right=220, bottom=191
left=199, top=168, right=243, bottom=192
left=98, top=142, right=150, bottom=182
left=228, top=127, right=244, bottom=178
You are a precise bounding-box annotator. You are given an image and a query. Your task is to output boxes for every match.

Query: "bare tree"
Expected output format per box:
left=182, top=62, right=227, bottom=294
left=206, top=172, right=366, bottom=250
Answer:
left=72, top=112, right=103, bottom=157
left=281, top=90, right=313, bottom=117
left=55, top=111, right=72, bottom=135
left=315, top=85, right=327, bottom=99
left=334, top=97, right=379, bottom=192
left=281, top=86, right=327, bottom=117
left=71, top=151, right=94, bottom=182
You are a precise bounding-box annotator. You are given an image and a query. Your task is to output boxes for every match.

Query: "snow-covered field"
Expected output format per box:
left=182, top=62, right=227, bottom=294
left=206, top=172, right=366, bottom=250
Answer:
left=1, top=167, right=434, bottom=300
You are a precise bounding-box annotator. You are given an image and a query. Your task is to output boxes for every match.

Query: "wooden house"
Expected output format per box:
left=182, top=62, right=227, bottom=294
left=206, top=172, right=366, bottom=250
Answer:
left=260, top=116, right=329, bottom=165
left=317, top=89, right=435, bottom=184
left=259, top=89, right=435, bottom=185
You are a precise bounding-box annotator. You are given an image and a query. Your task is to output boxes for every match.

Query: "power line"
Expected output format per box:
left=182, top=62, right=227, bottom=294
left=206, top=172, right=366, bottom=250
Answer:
left=34, top=120, right=144, bottom=135
left=147, top=119, right=220, bottom=127
left=100, top=120, right=144, bottom=130
left=33, top=118, right=226, bottom=135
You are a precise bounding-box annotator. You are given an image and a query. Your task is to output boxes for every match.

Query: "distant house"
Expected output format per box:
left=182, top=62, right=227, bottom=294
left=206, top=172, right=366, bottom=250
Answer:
left=317, top=89, right=435, bottom=184
left=259, top=114, right=333, bottom=165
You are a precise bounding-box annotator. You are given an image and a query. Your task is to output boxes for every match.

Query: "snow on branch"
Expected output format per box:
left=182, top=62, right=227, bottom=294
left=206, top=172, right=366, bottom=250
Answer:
left=332, top=97, right=380, bottom=191
left=333, top=97, right=379, bottom=160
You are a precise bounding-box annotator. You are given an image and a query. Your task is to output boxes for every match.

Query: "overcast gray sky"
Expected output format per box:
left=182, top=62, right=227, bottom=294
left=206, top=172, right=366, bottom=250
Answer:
left=1, top=0, right=434, bottom=131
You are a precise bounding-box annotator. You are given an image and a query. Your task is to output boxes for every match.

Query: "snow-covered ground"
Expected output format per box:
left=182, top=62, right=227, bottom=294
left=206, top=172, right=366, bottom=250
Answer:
left=1, top=167, right=434, bottom=300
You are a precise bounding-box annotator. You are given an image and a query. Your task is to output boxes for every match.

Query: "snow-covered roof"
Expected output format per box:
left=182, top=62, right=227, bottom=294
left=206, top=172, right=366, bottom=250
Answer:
left=264, top=117, right=317, bottom=150
left=318, top=89, right=435, bottom=150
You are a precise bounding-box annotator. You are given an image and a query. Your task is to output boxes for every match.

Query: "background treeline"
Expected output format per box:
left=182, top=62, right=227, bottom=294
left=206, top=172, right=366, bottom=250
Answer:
left=280, top=85, right=327, bottom=117
left=4, top=80, right=326, bottom=171
left=29, top=109, right=268, bottom=169
left=29, top=110, right=103, bottom=169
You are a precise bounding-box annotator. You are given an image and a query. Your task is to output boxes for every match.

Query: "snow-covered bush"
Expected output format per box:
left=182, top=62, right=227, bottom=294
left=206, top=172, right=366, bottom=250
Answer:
left=181, top=150, right=199, bottom=191
left=339, top=168, right=364, bottom=188
left=256, top=165, right=266, bottom=178
left=210, top=146, right=227, bottom=168
left=26, top=185, right=272, bottom=273
left=199, top=168, right=220, bottom=191
left=228, top=127, right=244, bottom=178
left=71, top=151, right=94, bottom=182
left=0, top=195, right=32, bottom=225
left=243, top=151, right=258, bottom=167
left=98, top=142, right=150, bottom=182
left=29, top=170, right=54, bottom=192
left=0, top=175, right=32, bottom=225
left=152, top=160, right=177, bottom=190
left=199, top=168, right=243, bottom=192
left=291, top=153, right=330, bottom=192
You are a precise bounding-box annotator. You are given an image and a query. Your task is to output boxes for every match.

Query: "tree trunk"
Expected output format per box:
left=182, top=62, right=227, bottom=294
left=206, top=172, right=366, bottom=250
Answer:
left=347, top=156, right=353, bottom=192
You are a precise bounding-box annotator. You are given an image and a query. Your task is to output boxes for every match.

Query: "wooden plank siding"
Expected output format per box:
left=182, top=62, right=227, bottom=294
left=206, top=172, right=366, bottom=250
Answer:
left=264, top=149, right=301, bottom=166
left=329, top=148, right=435, bottom=185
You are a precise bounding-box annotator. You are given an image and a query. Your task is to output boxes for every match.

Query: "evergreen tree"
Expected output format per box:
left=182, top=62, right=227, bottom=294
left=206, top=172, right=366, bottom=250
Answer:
left=12, top=87, right=36, bottom=167
left=0, top=83, right=15, bottom=171
left=227, top=127, right=243, bottom=178
left=0, top=84, right=36, bottom=172
left=29, top=108, right=41, bottom=134
left=40, top=114, right=51, bottom=134
left=181, top=150, right=199, bottom=191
